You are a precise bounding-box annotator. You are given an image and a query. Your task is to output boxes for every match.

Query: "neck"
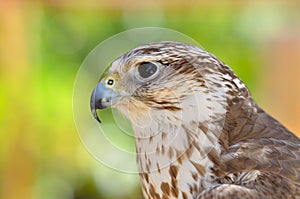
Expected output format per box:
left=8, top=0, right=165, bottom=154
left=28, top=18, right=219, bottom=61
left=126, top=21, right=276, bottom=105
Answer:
left=133, top=114, right=223, bottom=199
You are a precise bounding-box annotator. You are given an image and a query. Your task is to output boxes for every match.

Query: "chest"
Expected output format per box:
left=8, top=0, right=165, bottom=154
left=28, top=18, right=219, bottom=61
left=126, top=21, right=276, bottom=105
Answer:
left=133, top=113, right=223, bottom=199
left=136, top=142, right=219, bottom=199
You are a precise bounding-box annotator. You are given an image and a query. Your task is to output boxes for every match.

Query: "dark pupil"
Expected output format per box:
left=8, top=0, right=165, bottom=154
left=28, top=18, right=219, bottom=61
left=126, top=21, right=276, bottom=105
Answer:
left=138, top=62, right=157, bottom=78
left=107, top=79, right=114, bottom=85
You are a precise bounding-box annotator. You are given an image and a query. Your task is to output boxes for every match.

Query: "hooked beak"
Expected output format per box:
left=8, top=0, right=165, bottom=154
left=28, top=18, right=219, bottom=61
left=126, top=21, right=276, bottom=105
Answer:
left=90, top=82, right=120, bottom=123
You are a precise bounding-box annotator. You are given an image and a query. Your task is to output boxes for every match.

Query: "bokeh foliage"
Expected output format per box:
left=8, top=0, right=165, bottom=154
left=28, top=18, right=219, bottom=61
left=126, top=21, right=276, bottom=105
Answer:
left=0, top=1, right=299, bottom=199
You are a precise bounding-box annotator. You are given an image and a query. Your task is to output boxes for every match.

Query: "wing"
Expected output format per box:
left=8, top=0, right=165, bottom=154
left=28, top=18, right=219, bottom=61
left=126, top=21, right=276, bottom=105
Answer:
left=198, top=172, right=300, bottom=199
left=221, top=137, right=300, bottom=183
left=197, top=184, right=259, bottom=199
left=215, top=129, right=300, bottom=198
left=212, top=98, right=300, bottom=198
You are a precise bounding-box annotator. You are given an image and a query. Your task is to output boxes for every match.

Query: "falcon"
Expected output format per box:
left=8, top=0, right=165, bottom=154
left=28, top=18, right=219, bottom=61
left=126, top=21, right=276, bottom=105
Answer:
left=90, top=41, right=300, bottom=199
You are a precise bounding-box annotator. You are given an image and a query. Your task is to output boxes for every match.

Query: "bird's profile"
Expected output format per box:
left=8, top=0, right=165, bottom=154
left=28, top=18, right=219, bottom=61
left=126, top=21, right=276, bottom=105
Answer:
left=90, top=41, right=300, bottom=199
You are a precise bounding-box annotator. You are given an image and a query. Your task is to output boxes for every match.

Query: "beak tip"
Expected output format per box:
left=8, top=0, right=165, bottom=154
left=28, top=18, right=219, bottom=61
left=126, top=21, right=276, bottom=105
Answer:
left=96, top=117, right=102, bottom=123
left=91, top=107, right=102, bottom=123
left=94, top=112, right=102, bottom=123
left=90, top=89, right=102, bottom=123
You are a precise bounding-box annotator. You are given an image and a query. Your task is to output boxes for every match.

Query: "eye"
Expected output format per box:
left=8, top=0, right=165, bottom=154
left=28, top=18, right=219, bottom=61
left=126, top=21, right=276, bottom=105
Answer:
left=106, top=79, right=114, bottom=86
left=138, top=62, right=158, bottom=79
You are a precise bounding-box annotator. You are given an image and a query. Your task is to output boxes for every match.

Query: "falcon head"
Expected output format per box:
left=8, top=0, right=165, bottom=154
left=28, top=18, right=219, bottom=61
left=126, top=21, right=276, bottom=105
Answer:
left=90, top=41, right=248, bottom=136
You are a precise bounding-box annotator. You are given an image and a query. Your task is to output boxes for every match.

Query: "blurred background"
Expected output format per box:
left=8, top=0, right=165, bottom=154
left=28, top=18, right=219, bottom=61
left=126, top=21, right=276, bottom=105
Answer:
left=0, top=0, right=299, bottom=198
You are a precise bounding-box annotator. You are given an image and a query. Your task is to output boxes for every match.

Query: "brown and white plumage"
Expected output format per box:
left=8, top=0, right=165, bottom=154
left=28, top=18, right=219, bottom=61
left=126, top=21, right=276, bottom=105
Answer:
left=90, top=41, right=300, bottom=199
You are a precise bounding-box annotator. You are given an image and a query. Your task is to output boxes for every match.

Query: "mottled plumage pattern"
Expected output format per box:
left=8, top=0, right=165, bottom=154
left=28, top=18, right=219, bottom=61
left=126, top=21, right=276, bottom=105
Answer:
left=90, top=41, right=300, bottom=199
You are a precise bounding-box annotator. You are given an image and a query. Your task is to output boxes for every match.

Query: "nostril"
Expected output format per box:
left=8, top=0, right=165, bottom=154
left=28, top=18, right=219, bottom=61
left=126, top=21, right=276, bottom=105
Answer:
left=101, top=98, right=110, bottom=103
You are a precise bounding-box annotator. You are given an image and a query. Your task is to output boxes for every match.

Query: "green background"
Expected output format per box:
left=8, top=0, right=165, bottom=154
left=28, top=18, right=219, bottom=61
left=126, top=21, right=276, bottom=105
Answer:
left=1, top=1, right=299, bottom=199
